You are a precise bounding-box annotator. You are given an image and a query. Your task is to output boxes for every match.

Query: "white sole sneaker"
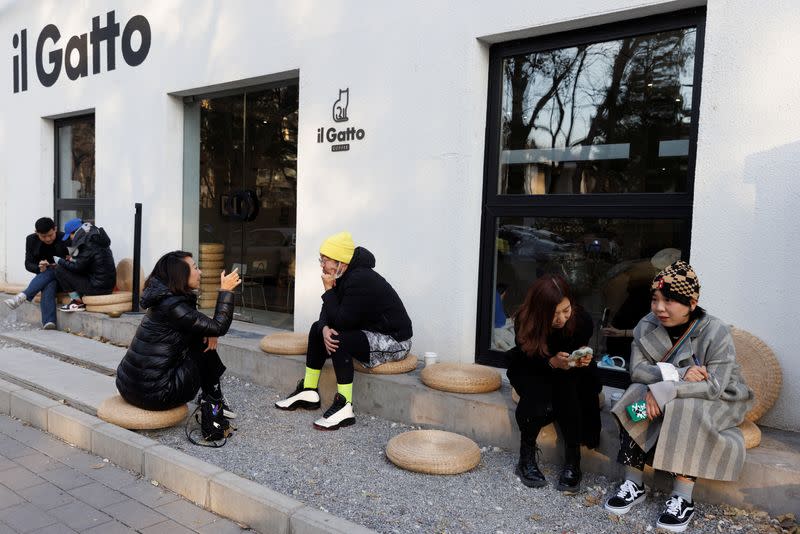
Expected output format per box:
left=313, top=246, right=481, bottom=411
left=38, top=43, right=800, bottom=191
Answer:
left=275, top=389, right=321, bottom=410
left=313, top=402, right=355, bottom=430
left=604, top=493, right=646, bottom=515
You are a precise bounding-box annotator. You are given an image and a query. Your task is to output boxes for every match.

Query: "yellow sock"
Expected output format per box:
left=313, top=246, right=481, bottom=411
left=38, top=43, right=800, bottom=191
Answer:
left=337, top=383, right=353, bottom=403
left=303, top=367, right=320, bottom=389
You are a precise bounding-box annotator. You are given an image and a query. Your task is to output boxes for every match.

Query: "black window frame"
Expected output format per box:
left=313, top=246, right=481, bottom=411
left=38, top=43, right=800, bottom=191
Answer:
left=54, top=114, right=96, bottom=225
left=476, top=8, right=706, bottom=382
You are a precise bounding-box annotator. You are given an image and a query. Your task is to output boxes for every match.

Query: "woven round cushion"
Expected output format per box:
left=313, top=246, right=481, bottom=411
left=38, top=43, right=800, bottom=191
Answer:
left=115, top=258, right=145, bottom=292
left=200, top=261, right=224, bottom=270
left=97, top=395, right=188, bottom=430
left=86, top=302, right=133, bottom=314
left=385, top=430, right=481, bottom=475
left=731, top=327, right=782, bottom=422
left=354, top=353, right=418, bottom=374
left=199, top=243, right=224, bottom=254
left=200, top=252, right=225, bottom=262
left=83, top=292, right=132, bottom=305
left=739, top=420, right=761, bottom=449
left=420, top=363, right=501, bottom=394
left=259, top=332, right=308, bottom=355
left=0, top=283, right=26, bottom=294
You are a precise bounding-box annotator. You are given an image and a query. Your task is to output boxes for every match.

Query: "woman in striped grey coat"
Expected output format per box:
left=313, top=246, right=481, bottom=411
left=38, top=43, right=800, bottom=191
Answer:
left=604, top=261, right=753, bottom=533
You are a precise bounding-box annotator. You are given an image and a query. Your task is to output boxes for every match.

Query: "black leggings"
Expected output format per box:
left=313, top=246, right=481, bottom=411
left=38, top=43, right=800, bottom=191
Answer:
left=187, top=348, right=226, bottom=397
left=306, top=321, right=369, bottom=384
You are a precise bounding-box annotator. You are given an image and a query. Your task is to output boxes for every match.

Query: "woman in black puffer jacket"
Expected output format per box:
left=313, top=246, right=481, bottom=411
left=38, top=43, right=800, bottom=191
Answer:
left=115, top=251, right=241, bottom=419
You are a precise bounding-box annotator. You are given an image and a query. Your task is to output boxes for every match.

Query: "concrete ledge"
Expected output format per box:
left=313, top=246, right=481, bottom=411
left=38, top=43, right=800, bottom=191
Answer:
left=0, top=377, right=24, bottom=414
left=9, top=389, right=61, bottom=430
left=144, top=444, right=224, bottom=507
left=92, top=422, right=159, bottom=472
left=48, top=404, right=104, bottom=450
left=209, top=471, right=303, bottom=534
left=291, top=506, right=376, bottom=534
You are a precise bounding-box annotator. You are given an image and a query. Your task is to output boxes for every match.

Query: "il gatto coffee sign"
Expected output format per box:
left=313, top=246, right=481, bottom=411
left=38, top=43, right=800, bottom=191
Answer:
left=316, top=88, right=366, bottom=152
left=11, top=11, right=151, bottom=93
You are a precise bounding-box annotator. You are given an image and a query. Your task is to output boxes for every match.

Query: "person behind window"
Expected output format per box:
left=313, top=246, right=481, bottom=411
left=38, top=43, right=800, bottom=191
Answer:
left=275, top=231, right=413, bottom=430
left=605, top=261, right=753, bottom=532
left=53, top=218, right=116, bottom=311
left=115, top=251, right=241, bottom=442
left=506, top=274, right=601, bottom=493
left=3, top=217, right=68, bottom=329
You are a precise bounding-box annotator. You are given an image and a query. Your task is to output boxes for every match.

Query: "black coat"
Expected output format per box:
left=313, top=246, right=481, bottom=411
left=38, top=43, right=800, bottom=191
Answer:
left=59, top=226, right=116, bottom=291
left=115, top=279, right=235, bottom=410
left=25, top=232, right=68, bottom=274
left=318, top=247, right=412, bottom=341
left=506, top=308, right=601, bottom=447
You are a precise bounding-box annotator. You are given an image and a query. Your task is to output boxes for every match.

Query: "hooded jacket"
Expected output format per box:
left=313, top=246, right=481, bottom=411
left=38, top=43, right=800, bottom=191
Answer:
left=115, top=278, right=235, bottom=410
left=58, top=224, right=116, bottom=291
left=318, top=246, right=412, bottom=341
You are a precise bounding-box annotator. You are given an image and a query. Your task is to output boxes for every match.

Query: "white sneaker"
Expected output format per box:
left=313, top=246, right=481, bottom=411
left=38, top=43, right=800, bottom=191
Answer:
left=4, top=292, right=27, bottom=310
left=42, top=322, right=56, bottom=330
left=313, top=393, right=355, bottom=430
left=275, top=379, right=321, bottom=410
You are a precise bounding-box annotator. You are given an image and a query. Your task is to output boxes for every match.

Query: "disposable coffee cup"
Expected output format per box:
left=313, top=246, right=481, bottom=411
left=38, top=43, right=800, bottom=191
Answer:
left=423, top=352, right=438, bottom=367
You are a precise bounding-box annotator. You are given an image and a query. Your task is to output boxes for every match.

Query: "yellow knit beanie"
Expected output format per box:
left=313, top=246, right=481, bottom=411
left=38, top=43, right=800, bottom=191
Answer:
left=320, top=231, right=355, bottom=264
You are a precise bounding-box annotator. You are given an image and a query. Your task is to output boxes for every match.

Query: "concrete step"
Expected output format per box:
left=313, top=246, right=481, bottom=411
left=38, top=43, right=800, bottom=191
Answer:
left=0, top=346, right=117, bottom=413
left=0, top=329, right=125, bottom=375
left=3, top=294, right=799, bottom=517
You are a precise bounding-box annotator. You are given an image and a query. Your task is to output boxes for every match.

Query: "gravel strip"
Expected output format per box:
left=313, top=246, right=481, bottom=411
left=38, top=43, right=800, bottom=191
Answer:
left=0, top=313, right=790, bottom=533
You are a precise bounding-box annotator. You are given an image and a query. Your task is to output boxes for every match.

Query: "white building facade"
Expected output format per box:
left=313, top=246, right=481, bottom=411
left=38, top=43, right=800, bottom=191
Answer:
left=1, top=0, right=798, bottom=431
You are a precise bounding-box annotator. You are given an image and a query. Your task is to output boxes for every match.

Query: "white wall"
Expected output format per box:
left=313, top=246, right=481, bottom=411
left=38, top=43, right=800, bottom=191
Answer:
left=1, top=0, right=798, bottom=430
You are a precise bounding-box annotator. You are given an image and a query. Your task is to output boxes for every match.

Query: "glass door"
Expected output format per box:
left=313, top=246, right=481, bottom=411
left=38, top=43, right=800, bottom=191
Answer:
left=197, top=83, right=298, bottom=328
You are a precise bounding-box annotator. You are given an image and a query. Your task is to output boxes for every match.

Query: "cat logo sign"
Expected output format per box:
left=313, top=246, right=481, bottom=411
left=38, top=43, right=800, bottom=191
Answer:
left=333, top=88, right=349, bottom=122
left=317, top=87, right=366, bottom=152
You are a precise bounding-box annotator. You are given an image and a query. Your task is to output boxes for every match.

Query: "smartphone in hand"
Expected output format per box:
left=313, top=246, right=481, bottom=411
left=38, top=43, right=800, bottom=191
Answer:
left=568, top=347, right=593, bottom=361
left=600, top=307, right=610, bottom=328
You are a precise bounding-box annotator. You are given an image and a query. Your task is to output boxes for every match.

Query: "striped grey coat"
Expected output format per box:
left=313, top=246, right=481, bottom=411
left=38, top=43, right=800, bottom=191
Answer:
left=611, top=312, right=753, bottom=481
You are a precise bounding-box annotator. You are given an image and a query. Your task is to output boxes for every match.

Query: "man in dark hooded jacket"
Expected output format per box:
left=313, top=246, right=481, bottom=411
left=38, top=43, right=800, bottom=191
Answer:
left=275, top=231, right=413, bottom=430
left=54, top=218, right=116, bottom=311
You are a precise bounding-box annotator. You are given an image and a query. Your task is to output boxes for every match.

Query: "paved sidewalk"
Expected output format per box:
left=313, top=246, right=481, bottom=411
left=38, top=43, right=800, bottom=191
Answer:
left=0, top=414, right=249, bottom=534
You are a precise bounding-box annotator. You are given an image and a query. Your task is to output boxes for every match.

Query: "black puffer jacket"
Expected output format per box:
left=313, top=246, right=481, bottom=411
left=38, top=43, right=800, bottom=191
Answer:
left=59, top=225, right=116, bottom=291
left=115, top=278, right=235, bottom=410
left=318, top=247, right=412, bottom=341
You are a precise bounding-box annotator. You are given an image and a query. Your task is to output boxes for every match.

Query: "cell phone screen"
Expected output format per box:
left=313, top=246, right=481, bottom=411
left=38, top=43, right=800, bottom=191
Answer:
left=600, top=307, right=610, bottom=328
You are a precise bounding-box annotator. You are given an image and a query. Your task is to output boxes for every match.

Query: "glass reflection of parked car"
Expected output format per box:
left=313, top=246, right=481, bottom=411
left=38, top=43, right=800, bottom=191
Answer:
left=498, top=225, right=575, bottom=261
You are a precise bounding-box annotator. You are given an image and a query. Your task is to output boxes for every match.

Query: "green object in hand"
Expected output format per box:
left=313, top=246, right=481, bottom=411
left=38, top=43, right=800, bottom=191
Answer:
left=626, top=400, right=648, bottom=422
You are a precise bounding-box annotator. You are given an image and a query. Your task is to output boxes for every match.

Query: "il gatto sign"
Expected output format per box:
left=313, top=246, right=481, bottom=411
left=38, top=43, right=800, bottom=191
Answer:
left=316, top=88, right=366, bottom=152
left=11, top=11, right=151, bottom=93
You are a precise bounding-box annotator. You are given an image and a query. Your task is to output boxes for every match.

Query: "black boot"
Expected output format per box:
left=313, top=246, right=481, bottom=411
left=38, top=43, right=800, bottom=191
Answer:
left=556, top=445, right=582, bottom=493
left=515, top=431, right=547, bottom=488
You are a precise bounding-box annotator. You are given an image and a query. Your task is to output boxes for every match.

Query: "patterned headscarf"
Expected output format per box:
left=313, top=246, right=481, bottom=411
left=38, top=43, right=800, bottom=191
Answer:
left=651, top=260, right=700, bottom=303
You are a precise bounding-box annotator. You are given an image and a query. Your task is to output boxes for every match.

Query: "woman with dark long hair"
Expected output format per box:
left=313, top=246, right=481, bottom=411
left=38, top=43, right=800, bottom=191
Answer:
left=506, top=274, right=601, bottom=493
left=115, top=251, right=241, bottom=441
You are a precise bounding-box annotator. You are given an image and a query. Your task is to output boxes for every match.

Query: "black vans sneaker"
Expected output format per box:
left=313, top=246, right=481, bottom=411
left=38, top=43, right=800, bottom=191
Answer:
left=656, top=495, right=695, bottom=532
left=313, top=393, right=355, bottom=430
left=200, top=394, right=232, bottom=441
left=275, top=379, right=321, bottom=410
left=604, top=479, right=647, bottom=515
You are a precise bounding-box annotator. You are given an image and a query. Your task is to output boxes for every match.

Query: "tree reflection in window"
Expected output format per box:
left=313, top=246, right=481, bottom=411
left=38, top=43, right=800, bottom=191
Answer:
left=500, top=28, right=696, bottom=194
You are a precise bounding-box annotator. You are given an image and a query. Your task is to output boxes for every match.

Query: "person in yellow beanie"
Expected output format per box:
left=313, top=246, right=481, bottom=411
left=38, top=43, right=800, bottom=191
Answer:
left=275, top=231, right=413, bottom=430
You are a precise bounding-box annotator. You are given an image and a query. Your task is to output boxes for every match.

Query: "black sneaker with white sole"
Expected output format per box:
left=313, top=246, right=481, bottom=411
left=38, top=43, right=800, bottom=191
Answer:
left=275, top=379, right=321, bottom=410
left=656, top=495, right=695, bottom=533
left=604, top=479, right=646, bottom=514
left=59, top=299, right=85, bottom=312
left=313, top=393, right=355, bottom=430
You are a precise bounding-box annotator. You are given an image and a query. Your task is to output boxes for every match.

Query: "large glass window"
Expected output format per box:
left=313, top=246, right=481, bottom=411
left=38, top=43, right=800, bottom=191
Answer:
left=55, top=115, right=95, bottom=226
left=478, top=9, right=705, bottom=385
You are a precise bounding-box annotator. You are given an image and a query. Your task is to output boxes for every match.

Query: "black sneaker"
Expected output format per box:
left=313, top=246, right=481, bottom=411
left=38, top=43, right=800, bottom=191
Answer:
left=656, top=495, right=695, bottom=533
left=59, top=299, right=85, bottom=312
left=275, top=379, right=321, bottom=410
left=604, top=479, right=647, bottom=515
left=313, top=393, right=355, bottom=430
left=200, top=394, right=232, bottom=441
